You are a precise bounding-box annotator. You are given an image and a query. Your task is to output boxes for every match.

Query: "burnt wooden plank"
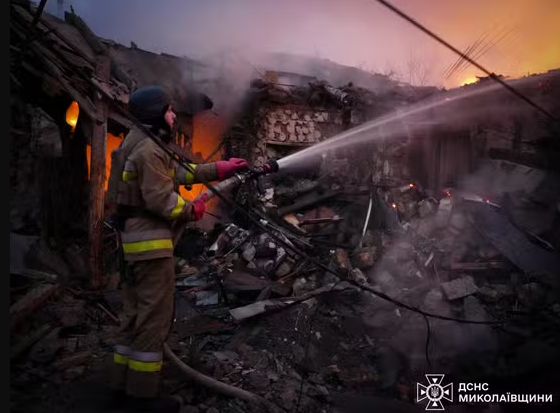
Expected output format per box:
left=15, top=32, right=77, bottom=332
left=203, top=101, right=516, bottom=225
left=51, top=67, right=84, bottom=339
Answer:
left=89, top=55, right=110, bottom=290
left=10, top=284, right=59, bottom=331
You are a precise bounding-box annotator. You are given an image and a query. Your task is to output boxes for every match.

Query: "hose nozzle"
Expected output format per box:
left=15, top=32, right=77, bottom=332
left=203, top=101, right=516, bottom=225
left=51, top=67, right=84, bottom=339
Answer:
left=250, top=158, right=279, bottom=177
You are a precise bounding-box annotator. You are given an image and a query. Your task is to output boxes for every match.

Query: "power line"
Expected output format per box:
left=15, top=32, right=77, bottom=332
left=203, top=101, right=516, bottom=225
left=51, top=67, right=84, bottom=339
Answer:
left=444, top=26, right=495, bottom=79
left=372, top=0, right=558, bottom=121
left=454, top=27, right=516, bottom=78
left=449, top=26, right=508, bottom=78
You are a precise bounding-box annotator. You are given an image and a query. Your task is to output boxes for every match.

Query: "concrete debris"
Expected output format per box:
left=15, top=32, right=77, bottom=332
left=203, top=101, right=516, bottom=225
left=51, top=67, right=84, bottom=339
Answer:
left=351, top=247, right=377, bottom=269
left=417, top=198, right=438, bottom=218
left=350, top=268, right=368, bottom=284
left=441, top=275, right=479, bottom=300
left=434, top=197, right=453, bottom=228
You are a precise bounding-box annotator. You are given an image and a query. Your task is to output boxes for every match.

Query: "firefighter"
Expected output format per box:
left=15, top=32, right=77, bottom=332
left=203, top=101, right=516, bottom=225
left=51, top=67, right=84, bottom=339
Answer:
left=106, top=86, right=248, bottom=412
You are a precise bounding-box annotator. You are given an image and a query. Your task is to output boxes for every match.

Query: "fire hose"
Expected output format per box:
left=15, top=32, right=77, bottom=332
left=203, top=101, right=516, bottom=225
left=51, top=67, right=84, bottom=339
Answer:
left=163, top=344, right=283, bottom=413
left=172, top=159, right=279, bottom=245
left=194, top=158, right=279, bottom=202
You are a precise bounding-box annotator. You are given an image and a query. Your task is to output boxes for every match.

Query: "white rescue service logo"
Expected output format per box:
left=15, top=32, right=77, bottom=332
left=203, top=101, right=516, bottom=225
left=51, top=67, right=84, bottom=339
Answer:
left=416, top=374, right=453, bottom=411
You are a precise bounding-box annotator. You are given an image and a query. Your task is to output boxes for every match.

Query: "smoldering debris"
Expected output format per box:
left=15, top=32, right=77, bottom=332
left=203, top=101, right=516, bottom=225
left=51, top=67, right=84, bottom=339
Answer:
left=11, top=157, right=560, bottom=413
left=167, top=167, right=560, bottom=409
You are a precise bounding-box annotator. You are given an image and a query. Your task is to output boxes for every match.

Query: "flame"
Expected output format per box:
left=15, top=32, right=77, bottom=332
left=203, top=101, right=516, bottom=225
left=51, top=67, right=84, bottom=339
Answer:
left=180, top=111, right=227, bottom=202
left=191, top=111, right=226, bottom=162
left=86, top=133, right=123, bottom=190
left=86, top=111, right=226, bottom=213
left=66, top=101, right=79, bottom=131
left=391, top=203, right=397, bottom=209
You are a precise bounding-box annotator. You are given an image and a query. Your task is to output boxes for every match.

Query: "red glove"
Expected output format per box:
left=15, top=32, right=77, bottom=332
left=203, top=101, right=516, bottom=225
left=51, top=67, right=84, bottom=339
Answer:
left=216, top=158, right=249, bottom=180
left=192, top=194, right=208, bottom=221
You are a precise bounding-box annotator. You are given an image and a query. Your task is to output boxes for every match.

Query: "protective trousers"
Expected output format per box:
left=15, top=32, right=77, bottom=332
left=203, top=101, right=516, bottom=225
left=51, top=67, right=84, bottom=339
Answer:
left=108, top=257, right=175, bottom=398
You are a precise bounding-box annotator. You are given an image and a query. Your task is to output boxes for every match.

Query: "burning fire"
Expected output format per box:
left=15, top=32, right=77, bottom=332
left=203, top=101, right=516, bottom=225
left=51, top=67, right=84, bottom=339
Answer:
left=86, top=110, right=226, bottom=215
left=86, top=133, right=123, bottom=190
left=180, top=111, right=226, bottom=202
left=66, top=101, right=79, bottom=131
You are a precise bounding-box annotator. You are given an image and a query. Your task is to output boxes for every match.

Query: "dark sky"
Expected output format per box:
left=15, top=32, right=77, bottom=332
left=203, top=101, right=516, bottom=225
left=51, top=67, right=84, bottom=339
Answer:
left=47, top=0, right=560, bottom=87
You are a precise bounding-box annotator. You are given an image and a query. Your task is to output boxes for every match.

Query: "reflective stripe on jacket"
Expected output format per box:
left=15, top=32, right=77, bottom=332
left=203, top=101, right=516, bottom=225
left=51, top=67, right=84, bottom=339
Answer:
left=116, top=128, right=218, bottom=261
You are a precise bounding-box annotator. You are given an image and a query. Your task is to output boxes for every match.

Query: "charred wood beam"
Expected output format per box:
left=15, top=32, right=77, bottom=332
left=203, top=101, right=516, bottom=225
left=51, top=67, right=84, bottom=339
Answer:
left=299, top=216, right=343, bottom=226
left=30, top=0, right=48, bottom=27
left=89, top=55, right=110, bottom=290
left=22, top=40, right=98, bottom=120
left=228, top=282, right=351, bottom=321
left=63, top=11, right=106, bottom=55
left=11, top=6, right=96, bottom=86
left=447, top=261, right=510, bottom=271
left=10, top=284, right=59, bottom=331
left=64, top=11, right=135, bottom=89
left=13, top=3, right=134, bottom=97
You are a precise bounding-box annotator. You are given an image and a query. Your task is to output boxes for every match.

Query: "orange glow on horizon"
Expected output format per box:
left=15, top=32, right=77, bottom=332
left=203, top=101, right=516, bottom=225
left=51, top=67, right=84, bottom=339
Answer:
left=462, top=76, right=479, bottom=86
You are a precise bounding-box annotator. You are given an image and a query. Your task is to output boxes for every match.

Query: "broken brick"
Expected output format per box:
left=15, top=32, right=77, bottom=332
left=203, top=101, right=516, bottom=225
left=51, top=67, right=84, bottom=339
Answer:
left=441, top=275, right=478, bottom=300
left=351, top=247, right=377, bottom=269
left=334, top=248, right=352, bottom=271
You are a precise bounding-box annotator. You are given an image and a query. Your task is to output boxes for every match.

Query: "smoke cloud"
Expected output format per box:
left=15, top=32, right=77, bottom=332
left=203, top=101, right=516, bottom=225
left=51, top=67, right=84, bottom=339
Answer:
left=45, top=0, right=560, bottom=92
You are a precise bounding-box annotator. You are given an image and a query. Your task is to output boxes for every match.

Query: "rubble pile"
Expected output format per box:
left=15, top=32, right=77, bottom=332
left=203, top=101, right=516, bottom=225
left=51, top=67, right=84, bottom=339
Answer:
left=10, top=166, right=560, bottom=413
left=166, top=174, right=560, bottom=410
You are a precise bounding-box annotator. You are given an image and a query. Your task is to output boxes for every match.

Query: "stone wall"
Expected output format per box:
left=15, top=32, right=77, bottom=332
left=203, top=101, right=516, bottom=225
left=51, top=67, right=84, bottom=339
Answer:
left=254, top=105, right=348, bottom=165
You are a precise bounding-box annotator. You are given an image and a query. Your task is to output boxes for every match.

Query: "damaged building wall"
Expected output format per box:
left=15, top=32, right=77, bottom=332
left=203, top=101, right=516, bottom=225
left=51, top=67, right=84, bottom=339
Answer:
left=228, top=76, right=437, bottom=190
left=418, top=69, right=560, bottom=195
left=472, top=71, right=560, bottom=171
left=10, top=92, right=89, bottom=241
left=409, top=69, right=560, bottom=249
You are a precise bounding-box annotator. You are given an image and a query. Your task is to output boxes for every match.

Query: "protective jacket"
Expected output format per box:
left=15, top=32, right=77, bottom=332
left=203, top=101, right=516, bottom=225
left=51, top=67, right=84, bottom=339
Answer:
left=115, top=127, right=218, bottom=262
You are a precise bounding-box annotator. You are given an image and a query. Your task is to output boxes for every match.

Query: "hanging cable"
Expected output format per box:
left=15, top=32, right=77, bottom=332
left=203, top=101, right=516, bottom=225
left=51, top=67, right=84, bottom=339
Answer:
left=372, top=0, right=558, bottom=121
